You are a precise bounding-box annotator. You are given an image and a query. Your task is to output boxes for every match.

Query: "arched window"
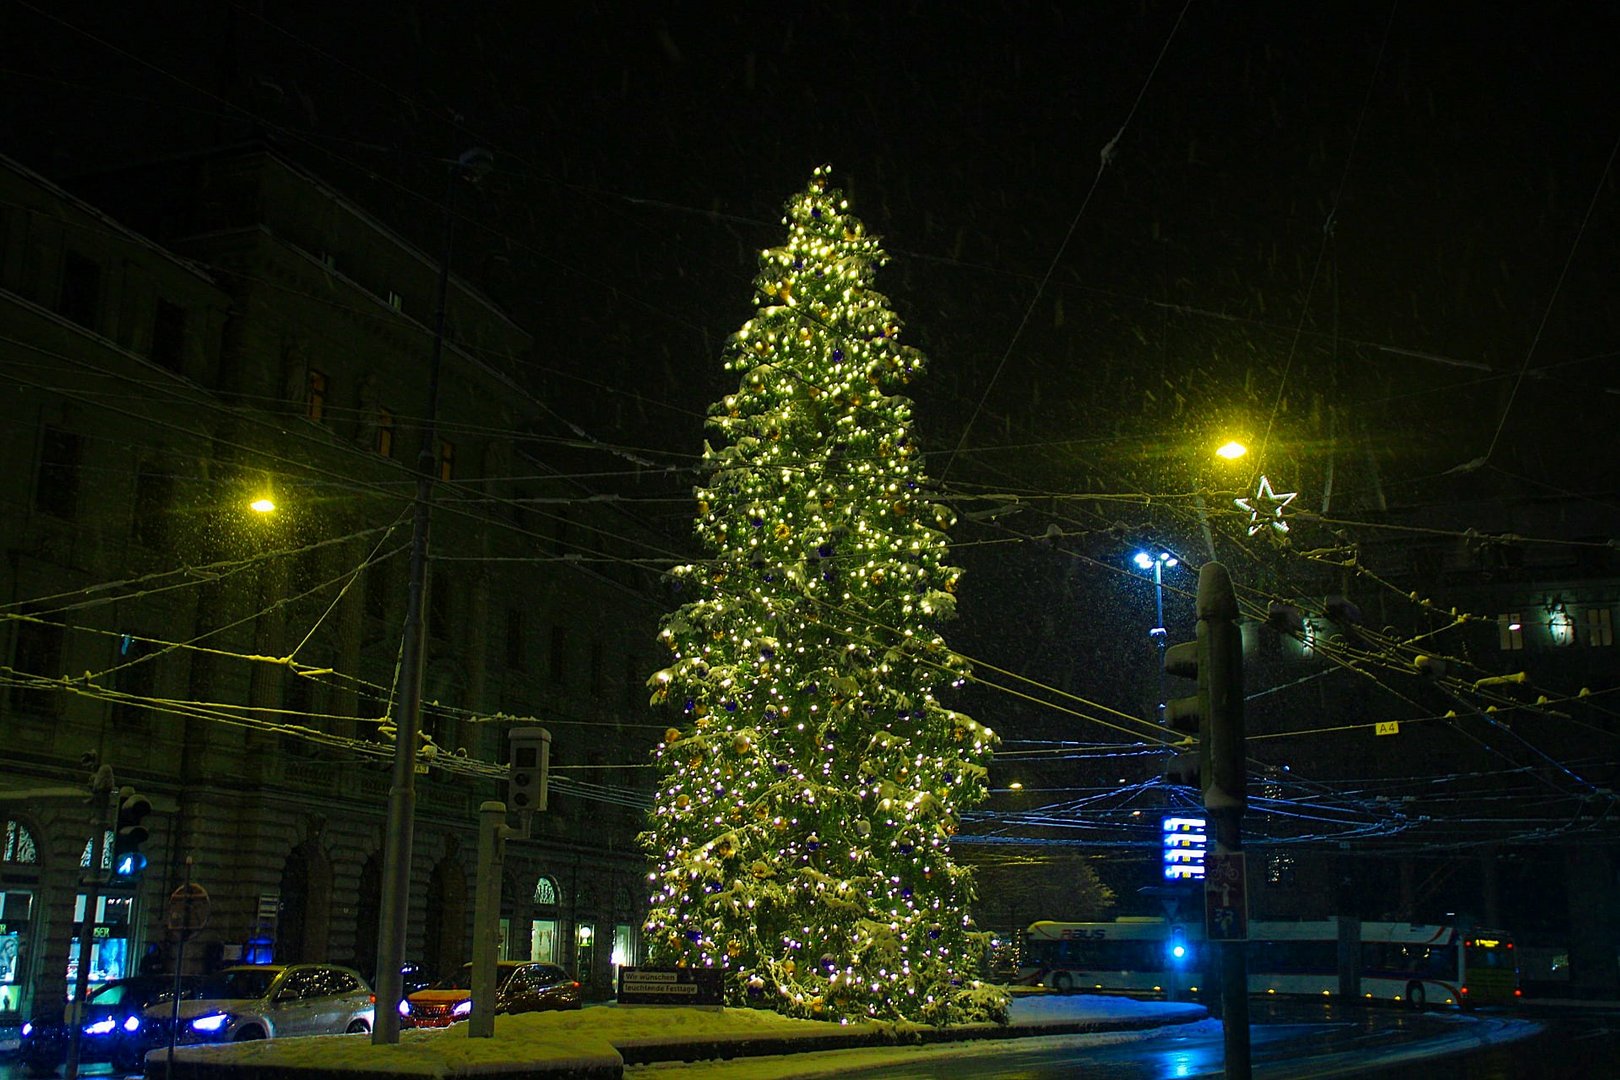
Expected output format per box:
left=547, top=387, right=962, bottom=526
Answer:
left=3, top=819, right=39, bottom=865
left=529, top=876, right=561, bottom=964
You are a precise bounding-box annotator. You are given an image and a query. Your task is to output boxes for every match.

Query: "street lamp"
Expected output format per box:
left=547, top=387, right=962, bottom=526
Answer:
left=1215, top=440, right=1248, bottom=461
left=1133, top=550, right=1179, bottom=721
left=249, top=497, right=276, bottom=514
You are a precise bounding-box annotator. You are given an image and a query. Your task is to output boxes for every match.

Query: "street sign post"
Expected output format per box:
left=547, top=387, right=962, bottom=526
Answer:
left=166, top=882, right=211, bottom=937
left=1204, top=851, right=1248, bottom=941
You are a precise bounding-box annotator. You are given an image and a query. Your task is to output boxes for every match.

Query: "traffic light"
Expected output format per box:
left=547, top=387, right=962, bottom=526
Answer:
left=507, top=726, right=551, bottom=814
left=1163, top=638, right=1209, bottom=792
left=1168, top=924, right=1191, bottom=965
left=1161, top=563, right=1245, bottom=811
left=111, top=786, right=152, bottom=878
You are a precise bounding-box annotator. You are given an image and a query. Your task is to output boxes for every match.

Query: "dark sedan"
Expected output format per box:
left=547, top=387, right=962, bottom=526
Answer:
left=19, top=975, right=201, bottom=1076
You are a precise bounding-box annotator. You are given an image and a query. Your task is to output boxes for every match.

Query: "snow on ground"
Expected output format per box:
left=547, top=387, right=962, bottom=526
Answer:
left=150, top=995, right=1206, bottom=1076
left=624, top=1018, right=1222, bottom=1078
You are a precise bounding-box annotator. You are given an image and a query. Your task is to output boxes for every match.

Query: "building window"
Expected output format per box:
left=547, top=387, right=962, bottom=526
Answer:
left=151, top=300, right=185, bottom=370
left=10, top=606, right=65, bottom=717
left=1498, top=613, right=1524, bottom=651
left=1589, top=607, right=1614, bottom=647
left=1266, top=852, right=1297, bottom=888
left=364, top=557, right=393, bottom=620
left=3, top=820, right=39, bottom=864
left=59, top=251, right=101, bottom=329
left=132, top=467, right=174, bottom=549
left=35, top=426, right=82, bottom=520
left=306, top=369, right=328, bottom=422
left=551, top=512, right=571, bottom=558
left=625, top=654, right=641, bottom=711
left=549, top=626, right=567, bottom=683
left=376, top=408, right=395, bottom=459
left=429, top=577, right=451, bottom=640
left=110, top=635, right=156, bottom=728
left=589, top=638, right=605, bottom=697
left=438, top=439, right=455, bottom=481
left=505, top=609, right=526, bottom=670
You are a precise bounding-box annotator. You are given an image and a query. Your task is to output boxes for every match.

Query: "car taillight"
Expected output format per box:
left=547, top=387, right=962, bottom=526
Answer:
left=1459, top=986, right=1469, bottom=996
left=369, top=994, right=376, bottom=1004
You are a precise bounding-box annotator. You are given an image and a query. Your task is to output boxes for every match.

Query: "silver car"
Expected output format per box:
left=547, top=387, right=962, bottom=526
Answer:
left=144, top=963, right=375, bottom=1045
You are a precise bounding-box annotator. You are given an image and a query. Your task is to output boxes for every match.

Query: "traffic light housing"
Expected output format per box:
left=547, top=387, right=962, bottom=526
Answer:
left=507, top=726, right=551, bottom=814
left=1163, top=639, right=1209, bottom=792
left=111, top=786, right=152, bottom=877
left=1160, top=563, right=1245, bottom=811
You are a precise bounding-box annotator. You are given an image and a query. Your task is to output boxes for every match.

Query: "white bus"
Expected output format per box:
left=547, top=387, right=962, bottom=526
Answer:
left=1017, top=917, right=1519, bottom=1009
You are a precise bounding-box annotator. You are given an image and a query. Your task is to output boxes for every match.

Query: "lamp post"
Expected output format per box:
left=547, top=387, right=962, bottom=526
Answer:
left=1133, top=550, right=1178, bottom=723
left=371, top=146, right=492, bottom=1045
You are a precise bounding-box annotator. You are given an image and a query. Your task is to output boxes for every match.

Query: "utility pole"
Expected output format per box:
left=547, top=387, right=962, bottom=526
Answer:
left=1163, top=562, right=1248, bottom=1079
left=66, top=760, right=115, bottom=1080
left=372, top=145, right=492, bottom=1045
left=1201, top=563, right=1249, bottom=1080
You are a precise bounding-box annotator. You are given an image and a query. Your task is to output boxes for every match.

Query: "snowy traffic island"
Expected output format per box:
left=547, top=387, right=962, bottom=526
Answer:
left=144, top=995, right=1208, bottom=1079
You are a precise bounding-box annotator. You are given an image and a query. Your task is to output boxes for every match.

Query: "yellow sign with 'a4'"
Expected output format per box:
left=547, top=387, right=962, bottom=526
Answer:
left=1375, top=721, right=1400, bottom=736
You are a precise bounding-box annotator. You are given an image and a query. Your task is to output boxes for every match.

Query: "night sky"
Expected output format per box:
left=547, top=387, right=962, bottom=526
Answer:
left=5, top=1, right=1618, bottom=906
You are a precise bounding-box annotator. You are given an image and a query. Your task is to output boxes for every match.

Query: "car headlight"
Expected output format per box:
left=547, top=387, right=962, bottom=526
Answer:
left=20, top=1021, right=32, bottom=1038
left=190, top=1013, right=231, bottom=1033
left=84, top=1018, right=117, bottom=1037
left=123, top=1015, right=143, bottom=1033
left=452, top=1000, right=473, bottom=1017
left=397, top=999, right=412, bottom=1017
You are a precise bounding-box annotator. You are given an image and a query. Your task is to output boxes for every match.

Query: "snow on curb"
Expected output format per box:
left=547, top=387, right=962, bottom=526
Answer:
left=144, top=996, right=1208, bottom=1079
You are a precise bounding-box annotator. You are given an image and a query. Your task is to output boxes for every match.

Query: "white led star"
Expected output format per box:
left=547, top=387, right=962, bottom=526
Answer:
left=1235, top=474, right=1297, bottom=536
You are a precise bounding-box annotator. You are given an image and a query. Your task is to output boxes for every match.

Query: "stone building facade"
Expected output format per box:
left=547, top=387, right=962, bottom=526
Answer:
left=0, top=147, right=665, bottom=1024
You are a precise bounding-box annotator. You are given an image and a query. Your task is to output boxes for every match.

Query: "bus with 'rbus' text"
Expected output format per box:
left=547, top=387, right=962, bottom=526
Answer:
left=1017, top=917, right=1519, bottom=1009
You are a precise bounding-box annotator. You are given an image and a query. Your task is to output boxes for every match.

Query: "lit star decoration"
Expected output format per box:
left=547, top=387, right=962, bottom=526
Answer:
left=1235, top=474, right=1297, bottom=536
left=640, top=166, right=1008, bottom=1027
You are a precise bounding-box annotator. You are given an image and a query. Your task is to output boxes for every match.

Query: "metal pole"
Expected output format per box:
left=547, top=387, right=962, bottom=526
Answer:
left=167, top=858, right=194, bottom=1078
left=1152, top=558, right=1168, bottom=723
left=469, top=801, right=509, bottom=1038
left=371, top=151, right=468, bottom=1045
left=66, top=766, right=115, bottom=1080
left=1199, top=563, right=1250, bottom=1080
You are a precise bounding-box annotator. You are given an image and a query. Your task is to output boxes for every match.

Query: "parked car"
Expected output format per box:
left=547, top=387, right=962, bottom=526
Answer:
left=141, top=963, right=374, bottom=1046
left=18, top=975, right=202, bottom=1076
left=399, top=961, right=580, bottom=1028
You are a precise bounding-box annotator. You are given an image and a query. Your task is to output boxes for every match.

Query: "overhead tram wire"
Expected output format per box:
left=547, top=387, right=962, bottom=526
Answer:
left=1253, top=1, right=1397, bottom=478
left=938, top=0, right=1193, bottom=484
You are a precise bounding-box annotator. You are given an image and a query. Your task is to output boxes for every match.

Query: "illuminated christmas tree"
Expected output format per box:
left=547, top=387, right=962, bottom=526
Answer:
left=642, top=166, right=1007, bottom=1026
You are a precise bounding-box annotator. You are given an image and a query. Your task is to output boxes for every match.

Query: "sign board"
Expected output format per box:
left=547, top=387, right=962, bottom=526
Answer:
left=1162, top=815, right=1207, bottom=881
left=167, top=883, right=211, bottom=934
left=1204, top=851, right=1248, bottom=941
left=617, top=966, right=724, bottom=1006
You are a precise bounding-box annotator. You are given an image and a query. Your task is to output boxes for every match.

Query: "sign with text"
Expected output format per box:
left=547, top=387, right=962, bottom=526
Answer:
left=617, top=966, right=724, bottom=1006
left=1204, top=851, right=1248, bottom=941
left=1162, top=815, right=1208, bottom=881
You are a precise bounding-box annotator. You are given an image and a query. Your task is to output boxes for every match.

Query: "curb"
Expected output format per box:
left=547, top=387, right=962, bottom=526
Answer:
left=142, top=1007, right=1209, bottom=1079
